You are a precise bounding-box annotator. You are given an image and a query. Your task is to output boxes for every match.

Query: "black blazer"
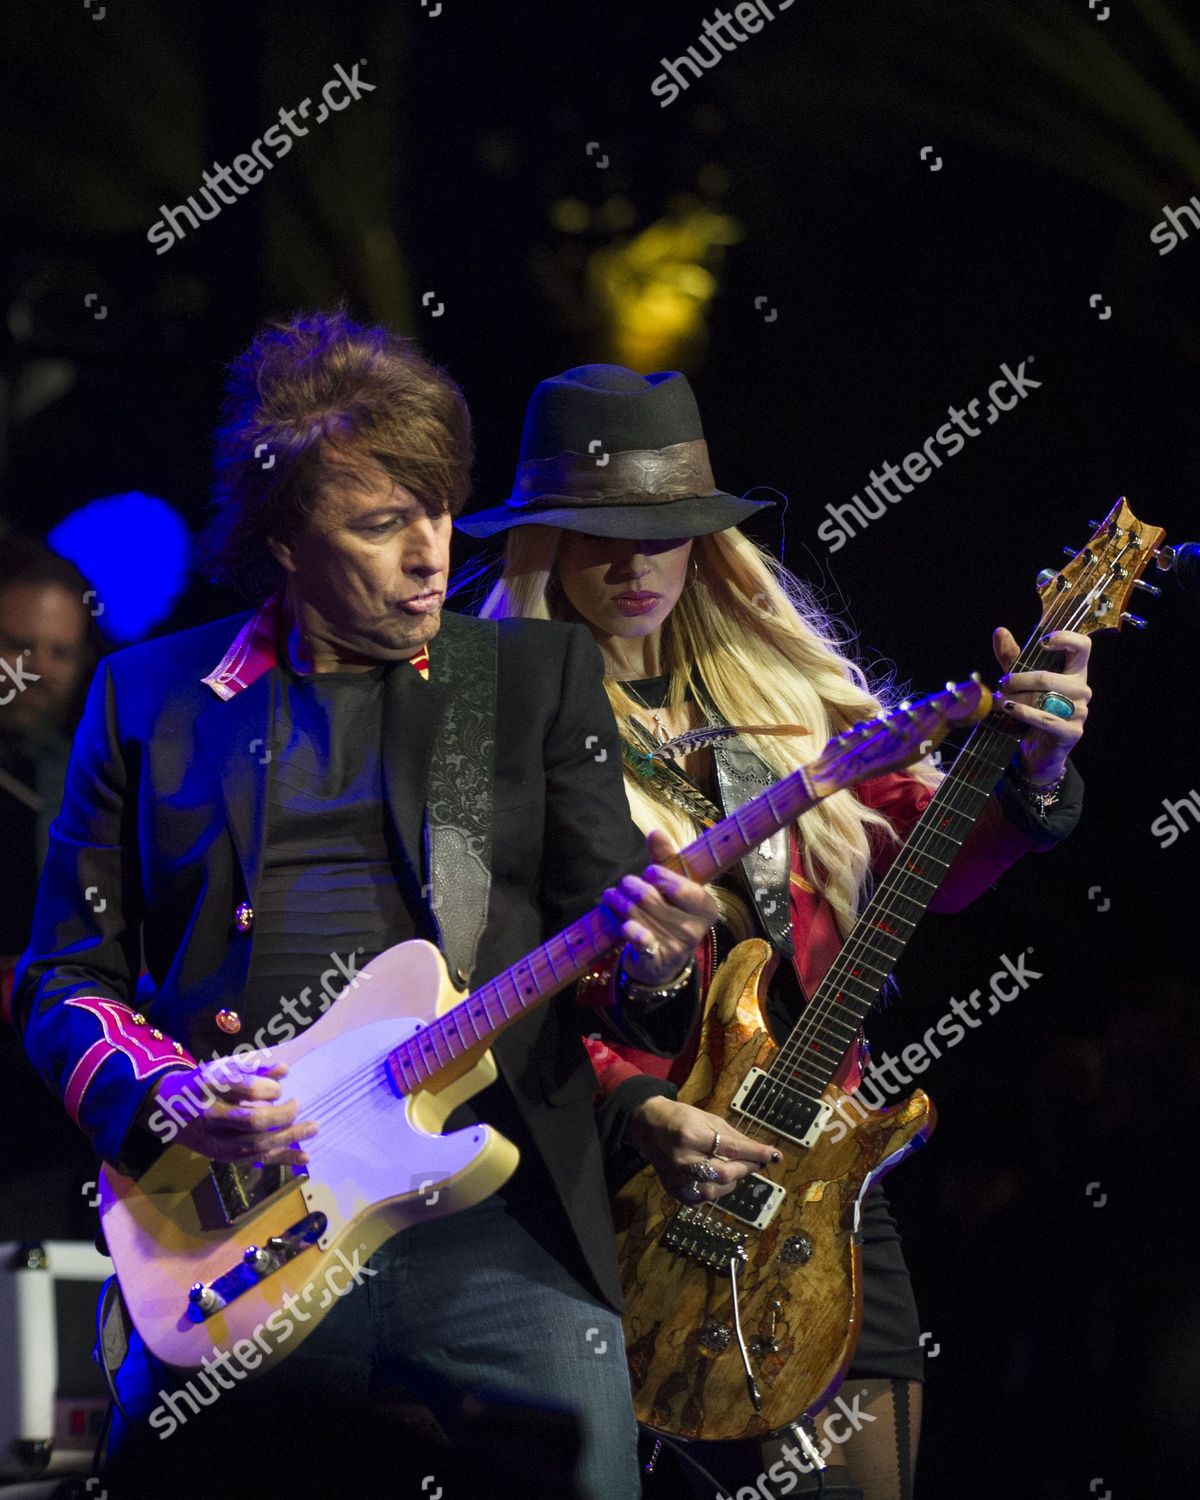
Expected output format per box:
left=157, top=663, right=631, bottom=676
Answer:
left=13, top=604, right=698, bottom=1312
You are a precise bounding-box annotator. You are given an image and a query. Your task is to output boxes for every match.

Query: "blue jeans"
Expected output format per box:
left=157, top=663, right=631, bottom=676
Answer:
left=108, top=1191, right=640, bottom=1499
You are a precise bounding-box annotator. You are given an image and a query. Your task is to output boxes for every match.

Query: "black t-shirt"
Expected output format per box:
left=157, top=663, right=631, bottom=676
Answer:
left=245, top=658, right=417, bottom=1013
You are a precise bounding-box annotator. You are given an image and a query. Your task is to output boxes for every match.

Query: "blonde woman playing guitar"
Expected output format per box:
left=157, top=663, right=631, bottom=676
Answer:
left=469, top=363, right=1092, bottom=1500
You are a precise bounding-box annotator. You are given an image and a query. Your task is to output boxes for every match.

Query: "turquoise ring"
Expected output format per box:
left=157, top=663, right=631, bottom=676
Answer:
left=1037, top=691, right=1076, bottom=719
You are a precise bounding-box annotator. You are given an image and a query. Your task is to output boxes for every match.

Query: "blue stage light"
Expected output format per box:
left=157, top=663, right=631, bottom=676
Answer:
left=48, top=492, right=191, bottom=643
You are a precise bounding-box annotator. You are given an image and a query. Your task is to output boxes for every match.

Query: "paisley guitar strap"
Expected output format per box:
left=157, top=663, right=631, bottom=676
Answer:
left=425, top=618, right=497, bottom=989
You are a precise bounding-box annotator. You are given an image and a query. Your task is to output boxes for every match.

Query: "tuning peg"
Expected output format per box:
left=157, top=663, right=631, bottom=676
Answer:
left=1120, top=612, right=1147, bottom=629
left=1065, top=546, right=1095, bottom=562
left=1036, top=568, right=1058, bottom=589
left=1133, top=578, right=1162, bottom=596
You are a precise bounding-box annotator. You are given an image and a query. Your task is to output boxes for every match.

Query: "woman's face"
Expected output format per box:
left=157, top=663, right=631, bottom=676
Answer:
left=554, top=532, right=693, bottom=643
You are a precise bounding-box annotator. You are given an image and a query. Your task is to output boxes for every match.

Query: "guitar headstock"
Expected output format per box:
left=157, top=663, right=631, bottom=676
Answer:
left=1036, top=497, right=1166, bottom=636
left=810, top=676, right=993, bottom=799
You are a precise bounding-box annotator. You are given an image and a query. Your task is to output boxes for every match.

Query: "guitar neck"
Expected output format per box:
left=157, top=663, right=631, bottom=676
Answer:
left=386, top=758, right=825, bottom=1093
left=770, top=639, right=1056, bottom=1099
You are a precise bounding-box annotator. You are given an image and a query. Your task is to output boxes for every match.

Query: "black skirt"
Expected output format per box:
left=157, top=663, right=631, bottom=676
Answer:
left=847, top=1184, right=925, bottom=1384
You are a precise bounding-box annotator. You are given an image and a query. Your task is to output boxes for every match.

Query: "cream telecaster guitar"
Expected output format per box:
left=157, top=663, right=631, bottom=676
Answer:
left=97, top=680, right=988, bottom=1373
left=615, top=498, right=1165, bottom=1442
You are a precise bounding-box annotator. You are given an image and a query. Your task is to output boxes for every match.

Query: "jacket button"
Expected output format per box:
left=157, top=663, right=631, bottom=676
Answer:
left=234, top=902, right=254, bottom=932
left=215, top=1009, right=242, bottom=1035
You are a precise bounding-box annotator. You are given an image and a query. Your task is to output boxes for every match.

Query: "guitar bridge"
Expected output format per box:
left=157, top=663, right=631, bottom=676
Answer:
left=662, top=1206, right=747, bottom=1269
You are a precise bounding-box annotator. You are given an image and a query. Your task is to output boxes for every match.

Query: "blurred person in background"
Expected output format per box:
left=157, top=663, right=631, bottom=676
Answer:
left=0, top=536, right=98, bottom=959
left=0, top=534, right=101, bottom=1237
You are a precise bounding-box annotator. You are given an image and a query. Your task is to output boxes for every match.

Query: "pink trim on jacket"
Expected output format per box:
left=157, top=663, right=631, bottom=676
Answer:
left=62, top=996, right=196, bottom=1124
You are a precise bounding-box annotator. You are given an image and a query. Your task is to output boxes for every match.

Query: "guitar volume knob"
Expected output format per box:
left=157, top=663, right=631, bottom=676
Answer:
left=780, top=1235, right=814, bottom=1265
left=698, top=1321, right=733, bottom=1355
left=187, top=1282, right=223, bottom=1317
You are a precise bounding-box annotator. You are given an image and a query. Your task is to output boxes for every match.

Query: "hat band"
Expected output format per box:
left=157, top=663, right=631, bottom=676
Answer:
left=509, top=438, right=716, bottom=510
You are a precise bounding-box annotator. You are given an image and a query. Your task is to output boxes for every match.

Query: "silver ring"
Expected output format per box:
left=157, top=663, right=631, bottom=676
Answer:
left=1036, top=691, right=1076, bottom=720
left=641, top=937, right=661, bottom=959
left=709, top=1130, right=721, bottom=1158
left=690, top=1160, right=721, bottom=1183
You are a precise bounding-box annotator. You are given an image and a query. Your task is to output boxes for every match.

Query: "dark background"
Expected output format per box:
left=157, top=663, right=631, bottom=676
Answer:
left=2, top=1, right=1197, bottom=1495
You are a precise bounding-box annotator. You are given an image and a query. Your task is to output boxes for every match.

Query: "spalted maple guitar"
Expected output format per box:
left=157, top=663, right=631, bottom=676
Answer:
left=615, top=499, right=1164, bottom=1442
left=97, top=681, right=984, bottom=1374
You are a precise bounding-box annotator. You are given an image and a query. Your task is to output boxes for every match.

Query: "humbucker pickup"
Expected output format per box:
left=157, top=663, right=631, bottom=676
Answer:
left=730, top=1067, right=831, bottom=1148
left=717, top=1171, right=785, bottom=1230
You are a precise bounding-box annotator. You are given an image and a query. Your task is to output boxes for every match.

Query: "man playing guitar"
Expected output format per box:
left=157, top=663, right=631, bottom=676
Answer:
left=12, top=312, right=719, bottom=1500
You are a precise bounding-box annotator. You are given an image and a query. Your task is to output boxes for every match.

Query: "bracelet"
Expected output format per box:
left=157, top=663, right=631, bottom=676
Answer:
left=1008, top=762, right=1066, bottom=817
left=617, top=950, right=696, bottom=1003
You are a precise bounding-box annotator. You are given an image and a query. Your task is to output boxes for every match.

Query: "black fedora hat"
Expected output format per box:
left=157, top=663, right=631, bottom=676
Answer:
left=455, top=364, right=775, bottom=539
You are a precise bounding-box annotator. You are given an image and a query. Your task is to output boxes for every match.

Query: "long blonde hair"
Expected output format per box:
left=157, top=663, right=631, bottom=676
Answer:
left=479, top=523, right=940, bottom=937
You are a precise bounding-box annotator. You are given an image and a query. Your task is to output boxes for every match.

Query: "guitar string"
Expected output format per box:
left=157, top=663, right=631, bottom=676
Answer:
left=287, top=544, right=1132, bottom=1162
left=684, top=545, right=1132, bottom=1234
left=288, top=927, right=589, bottom=1127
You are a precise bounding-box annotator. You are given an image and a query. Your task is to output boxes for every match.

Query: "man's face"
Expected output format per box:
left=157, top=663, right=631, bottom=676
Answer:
left=0, top=582, right=89, bottom=740
left=272, top=449, right=453, bottom=664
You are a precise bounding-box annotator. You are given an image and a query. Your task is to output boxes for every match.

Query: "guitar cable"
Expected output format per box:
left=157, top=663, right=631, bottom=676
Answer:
left=648, top=1428, right=827, bottom=1499
left=89, top=1275, right=131, bottom=1489
left=94, top=1274, right=134, bottom=1424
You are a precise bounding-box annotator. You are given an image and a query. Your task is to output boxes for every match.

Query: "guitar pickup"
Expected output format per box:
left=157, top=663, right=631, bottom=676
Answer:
left=731, top=1067, right=831, bottom=1148
left=716, top=1172, right=785, bottom=1231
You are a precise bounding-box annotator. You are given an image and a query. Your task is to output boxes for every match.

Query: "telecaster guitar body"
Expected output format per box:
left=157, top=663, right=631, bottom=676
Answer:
left=100, top=940, right=515, bottom=1372
left=615, top=939, right=933, bottom=1442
